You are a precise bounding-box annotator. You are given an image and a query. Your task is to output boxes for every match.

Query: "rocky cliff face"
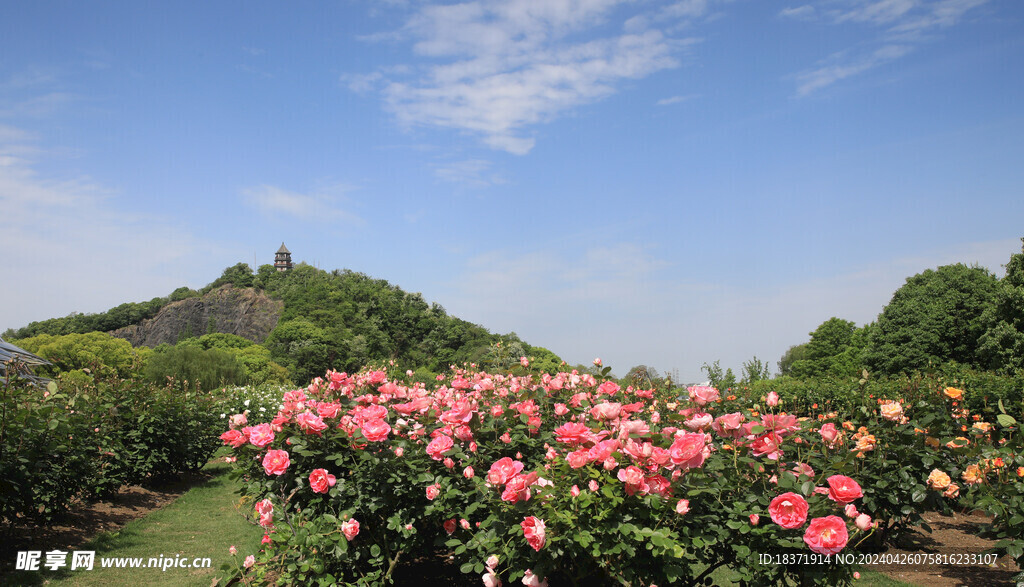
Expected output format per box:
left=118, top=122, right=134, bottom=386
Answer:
left=110, top=285, right=282, bottom=347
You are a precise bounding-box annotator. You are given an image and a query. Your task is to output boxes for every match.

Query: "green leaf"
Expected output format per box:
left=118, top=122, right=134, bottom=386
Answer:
left=370, top=544, right=381, bottom=557
left=997, top=414, right=1017, bottom=428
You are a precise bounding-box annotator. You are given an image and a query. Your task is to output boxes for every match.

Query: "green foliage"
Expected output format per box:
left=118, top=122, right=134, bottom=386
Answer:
left=865, top=263, right=998, bottom=375
left=201, top=262, right=255, bottom=294
left=789, top=318, right=869, bottom=379
left=701, top=360, right=736, bottom=390
left=257, top=264, right=508, bottom=379
left=740, top=355, right=771, bottom=383
left=4, top=296, right=177, bottom=339
left=144, top=345, right=248, bottom=391
left=978, top=238, right=1024, bottom=371
left=0, top=373, right=221, bottom=525
left=777, top=343, right=810, bottom=377
left=15, top=332, right=141, bottom=380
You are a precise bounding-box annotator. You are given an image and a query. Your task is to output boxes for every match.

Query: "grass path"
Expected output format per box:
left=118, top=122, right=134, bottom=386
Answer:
left=8, top=460, right=262, bottom=587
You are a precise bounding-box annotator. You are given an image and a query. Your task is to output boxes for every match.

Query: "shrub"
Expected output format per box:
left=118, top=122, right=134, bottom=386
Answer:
left=145, top=345, right=247, bottom=391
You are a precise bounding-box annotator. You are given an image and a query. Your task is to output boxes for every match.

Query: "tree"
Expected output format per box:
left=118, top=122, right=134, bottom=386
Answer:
left=741, top=356, right=771, bottom=383
left=787, top=318, right=867, bottom=378
left=15, top=332, right=141, bottom=379
left=977, top=238, right=1024, bottom=371
left=864, top=263, right=998, bottom=374
left=777, top=343, right=809, bottom=377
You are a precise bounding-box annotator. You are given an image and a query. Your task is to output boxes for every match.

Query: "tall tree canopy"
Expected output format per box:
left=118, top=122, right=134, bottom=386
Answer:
left=864, top=263, right=998, bottom=374
left=977, top=239, right=1024, bottom=371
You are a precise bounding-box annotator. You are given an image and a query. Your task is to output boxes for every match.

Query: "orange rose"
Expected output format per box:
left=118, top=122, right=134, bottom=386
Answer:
left=943, top=387, right=964, bottom=400
left=927, top=469, right=951, bottom=490
left=962, top=464, right=983, bottom=485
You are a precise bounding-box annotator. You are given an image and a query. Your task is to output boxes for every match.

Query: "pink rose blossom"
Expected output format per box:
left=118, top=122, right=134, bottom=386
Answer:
left=803, top=516, right=849, bottom=555
left=768, top=492, right=809, bottom=529
left=248, top=423, right=275, bottom=448
left=341, top=518, right=360, bottom=541
left=262, top=449, right=290, bottom=476
left=521, top=517, right=546, bottom=551
left=426, top=483, right=441, bottom=500
left=308, top=468, right=337, bottom=494
left=243, top=555, right=255, bottom=569
left=676, top=499, right=690, bottom=515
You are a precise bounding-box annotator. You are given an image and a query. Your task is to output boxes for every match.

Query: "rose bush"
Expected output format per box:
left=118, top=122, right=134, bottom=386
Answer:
left=222, top=363, right=951, bottom=586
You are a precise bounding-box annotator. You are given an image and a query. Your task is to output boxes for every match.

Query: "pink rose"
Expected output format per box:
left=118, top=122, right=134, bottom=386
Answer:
left=220, top=429, right=248, bottom=448
left=521, top=569, right=549, bottom=587
left=590, top=402, right=622, bottom=421
left=501, top=473, right=537, bottom=503
left=749, top=514, right=760, bottom=526
left=464, top=466, right=475, bottom=479
left=570, top=484, right=580, bottom=497
left=685, top=413, right=713, bottom=431
left=262, top=449, right=290, bottom=476
left=750, top=432, right=784, bottom=460
left=855, top=514, right=873, bottom=531
left=308, top=468, right=337, bottom=494
left=768, top=492, right=809, bottom=529
left=826, top=475, right=863, bottom=504
left=248, top=423, right=275, bottom=448
left=341, top=518, right=360, bottom=541
left=296, top=411, right=328, bottom=435
left=819, top=423, right=840, bottom=446
left=589, top=479, right=599, bottom=492
left=426, top=483, right=441, bottom=501
left=688, top=385, right=720, bottom=406
left=487, top=457, right=525, bottom=485
left=255, top=498, right=273, bottom=516
left=243, top=555, right=255, bottom=569
left=676, top=499, right=690, bottom=515
left=617, top=466, right=646, bottom=487
left=483, top=571, right=502, bottom=587
left=803, top=516, right=849, bottom=555
left=711, top=412, right=746, bottom=438
left=766, top=391, right=780, bottom=407
left=521, top=516, right=546, bottom=551
left=426, top=434, right=455, bottom=460
left=553, top=422, right=593, bottom=446
left=668, top=433, right=708, bottom=469
left=360, top=419, right=391, bottom=442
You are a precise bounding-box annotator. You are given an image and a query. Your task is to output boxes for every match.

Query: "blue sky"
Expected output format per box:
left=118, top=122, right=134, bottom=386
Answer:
left=2, top=0, right=1022, bottom=381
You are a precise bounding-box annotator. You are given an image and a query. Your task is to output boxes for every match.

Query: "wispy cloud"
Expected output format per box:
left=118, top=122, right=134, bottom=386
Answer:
left=350, top=0, right=711, bottom=154
left=434, top=158, right=507, bottom=187
left=656, top=93, right=697, bottom=106
left=241, top=184, right=363, bottom=224
left=0, top=126, right=218, bottom=331
left=796, top=44, right=911, bottom=95
left=788, top=0, right=990, bottom=94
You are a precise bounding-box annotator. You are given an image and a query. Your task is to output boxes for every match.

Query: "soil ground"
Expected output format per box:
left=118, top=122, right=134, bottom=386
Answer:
left=3, top=480, right=1020, bottom=586
left=860, top=511, right=1020, bottom=586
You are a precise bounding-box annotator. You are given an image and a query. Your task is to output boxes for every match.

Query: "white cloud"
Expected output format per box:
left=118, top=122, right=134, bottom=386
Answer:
left=656, top=93, right=697, bottom=105
left=434, top=158, right=507, bottom=187
left=353, top=0, right=703, bottom=154
left=241, top=184, right=363, bottom=224
left=779, top=5, right=816, bottom=19
left=796, top=44, right=911, bottom=95
left=791, top=0, right=989, bottom=94
left=0, top=128, right=220, bottom=333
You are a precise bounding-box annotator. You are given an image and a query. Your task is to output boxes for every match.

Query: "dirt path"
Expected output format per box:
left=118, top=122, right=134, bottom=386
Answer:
left=864, top=511, right=1020, bottom=586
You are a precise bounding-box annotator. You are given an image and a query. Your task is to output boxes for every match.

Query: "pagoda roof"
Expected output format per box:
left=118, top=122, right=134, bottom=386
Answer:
left=277, top=242, right=291, bottom=254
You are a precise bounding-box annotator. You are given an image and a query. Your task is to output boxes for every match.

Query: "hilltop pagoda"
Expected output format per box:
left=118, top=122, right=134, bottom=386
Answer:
left=274, top=243, right=293, bottom=272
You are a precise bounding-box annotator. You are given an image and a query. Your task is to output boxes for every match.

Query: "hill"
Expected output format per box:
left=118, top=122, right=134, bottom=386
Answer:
left=4, top=262, right=562, bottom=383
